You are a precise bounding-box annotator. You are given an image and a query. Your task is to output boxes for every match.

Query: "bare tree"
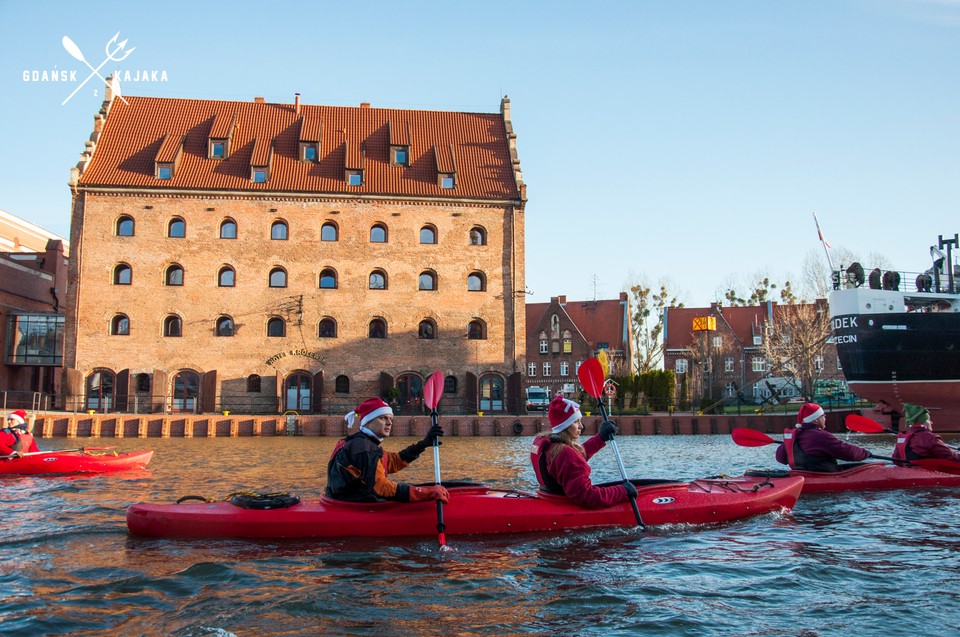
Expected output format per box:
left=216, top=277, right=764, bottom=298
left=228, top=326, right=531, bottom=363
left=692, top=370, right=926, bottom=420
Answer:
left=628, top=279, right=683, bottom=373
left=761, top=302, right=832, bottom=400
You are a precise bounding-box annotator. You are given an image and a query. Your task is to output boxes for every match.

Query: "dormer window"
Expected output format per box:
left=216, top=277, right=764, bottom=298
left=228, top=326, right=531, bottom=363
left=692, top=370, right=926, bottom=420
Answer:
left=391, top=146, right=409, bottom=167
left=301, top=142, right=319, bottom=162
left=347, top=170, right=363, bottom=186
left=210, top=140, right=227, bottom=159
left=252, top=168, right=268, bottom=183
left=156, top=164, right=173, bottom=180
left=439, top=173, right=455, bottom=189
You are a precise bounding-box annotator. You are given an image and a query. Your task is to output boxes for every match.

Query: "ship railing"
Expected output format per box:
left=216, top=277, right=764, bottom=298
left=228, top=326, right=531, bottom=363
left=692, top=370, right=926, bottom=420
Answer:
left=833, top=263, right=960, bottom=295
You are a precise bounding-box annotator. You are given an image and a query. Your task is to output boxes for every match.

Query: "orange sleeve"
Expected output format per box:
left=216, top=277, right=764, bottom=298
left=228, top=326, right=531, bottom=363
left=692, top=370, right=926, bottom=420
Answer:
left=372, top=451, right=410, bottom=498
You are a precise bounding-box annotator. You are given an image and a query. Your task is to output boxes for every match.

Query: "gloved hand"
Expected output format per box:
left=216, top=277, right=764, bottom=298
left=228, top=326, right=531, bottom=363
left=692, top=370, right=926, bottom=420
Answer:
left=409, top=484, right=450, bottom=503
left=417, top=424, right=444, bottom=450
left=623, top=481, right=638, bottom=500
left=599, top=420, right=618, bottom=442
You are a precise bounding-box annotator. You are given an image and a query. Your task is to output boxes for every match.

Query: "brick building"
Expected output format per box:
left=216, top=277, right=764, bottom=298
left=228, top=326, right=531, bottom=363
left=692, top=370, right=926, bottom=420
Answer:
left=1, top=209, right=69, bottom=405
left=663, top=301, right=845, bottom=407
left=524, top=293, right=633, bottom=399
left=64, top=81, right=526, bottom=415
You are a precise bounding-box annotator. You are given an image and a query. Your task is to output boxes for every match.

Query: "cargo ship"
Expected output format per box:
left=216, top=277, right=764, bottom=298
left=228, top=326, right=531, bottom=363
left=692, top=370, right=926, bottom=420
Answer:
left=828, top=233, right=960, bottom=429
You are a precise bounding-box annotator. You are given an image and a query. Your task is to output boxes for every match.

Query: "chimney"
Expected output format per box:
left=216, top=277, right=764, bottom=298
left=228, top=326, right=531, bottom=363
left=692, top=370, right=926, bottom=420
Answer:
left=253, top=96, right=265, bottom=103
left=360, top=102, right=370, bottom=109
left=295, top=92, right=301, bottom=115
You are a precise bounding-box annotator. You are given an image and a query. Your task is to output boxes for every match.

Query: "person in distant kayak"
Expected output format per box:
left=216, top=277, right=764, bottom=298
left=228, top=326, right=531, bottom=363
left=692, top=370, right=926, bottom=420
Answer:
left=893, top=403, right=960, bottom=463
left=776, top=402, right=871, bottom=472
left=530, top=394, right=637, bottom=508
left=1, top=410, right=39, bottom=457
left=326, top=397, right=449, bottom=503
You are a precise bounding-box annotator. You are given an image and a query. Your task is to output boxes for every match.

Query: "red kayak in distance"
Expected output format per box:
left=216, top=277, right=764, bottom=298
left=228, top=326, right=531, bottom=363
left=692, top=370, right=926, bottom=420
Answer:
left=0, top=449, right=154, bottom=476
left=744, top=462, right=960, bottom=494
left=127, top=476, right=803, bottom=539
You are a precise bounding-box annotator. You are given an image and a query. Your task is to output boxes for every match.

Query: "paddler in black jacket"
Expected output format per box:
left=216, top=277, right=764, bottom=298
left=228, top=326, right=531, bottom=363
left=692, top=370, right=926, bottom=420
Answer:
left=326, top=397, right=449, bottom=503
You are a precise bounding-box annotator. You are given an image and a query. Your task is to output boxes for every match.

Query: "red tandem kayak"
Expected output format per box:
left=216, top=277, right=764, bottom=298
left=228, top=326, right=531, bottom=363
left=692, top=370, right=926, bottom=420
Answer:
left=126, top=475, right=803, bottom=539
left=0, top=449, right=154, bottom=475
left=745, top=461, right=960, bottom=494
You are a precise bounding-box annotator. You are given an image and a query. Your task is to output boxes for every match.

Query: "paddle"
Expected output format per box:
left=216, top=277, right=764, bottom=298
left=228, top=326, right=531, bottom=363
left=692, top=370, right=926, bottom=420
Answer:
left=423, top=369, right=450, bottom=551
left=577, top=357, right=644, bottom=528
left=846, top=414, right=960, bottom=451
left=729, top=427, right=960, bottom=473
left=0, top=446, right=117, bottom=460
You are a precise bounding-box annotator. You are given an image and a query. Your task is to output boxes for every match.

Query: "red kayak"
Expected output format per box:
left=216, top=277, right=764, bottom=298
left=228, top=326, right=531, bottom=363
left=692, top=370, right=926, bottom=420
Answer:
left=745, top=462, right=960, bottom=494
left=0, top=449, right=154, bottom=475
left=127, top=476, right=803, bottom=539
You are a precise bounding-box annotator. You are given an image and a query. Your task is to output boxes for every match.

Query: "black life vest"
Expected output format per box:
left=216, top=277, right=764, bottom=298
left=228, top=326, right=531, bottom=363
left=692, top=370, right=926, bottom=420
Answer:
left=783, top=427, right=840, bottom=472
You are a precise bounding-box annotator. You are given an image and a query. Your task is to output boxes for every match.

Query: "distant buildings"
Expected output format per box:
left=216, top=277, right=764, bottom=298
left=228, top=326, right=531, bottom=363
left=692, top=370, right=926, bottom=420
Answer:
left=63, top=81, right=527, bottom=415
left=0, top=209, right=68, bottom=405
left=524, top=293, right=633, bottom=398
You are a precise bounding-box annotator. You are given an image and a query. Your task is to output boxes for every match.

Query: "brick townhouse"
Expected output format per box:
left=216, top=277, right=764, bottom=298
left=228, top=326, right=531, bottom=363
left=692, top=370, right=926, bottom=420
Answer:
left=63, top=80, right=527, bottom=415
left=524, top=293, right=634, bottom=399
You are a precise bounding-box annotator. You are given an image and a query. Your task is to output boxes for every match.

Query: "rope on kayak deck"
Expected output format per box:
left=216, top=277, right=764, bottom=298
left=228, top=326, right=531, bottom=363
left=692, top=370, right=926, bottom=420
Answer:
left=691, top=475, right=778, bottom=493
left=174, top=491, right=301, bottom=509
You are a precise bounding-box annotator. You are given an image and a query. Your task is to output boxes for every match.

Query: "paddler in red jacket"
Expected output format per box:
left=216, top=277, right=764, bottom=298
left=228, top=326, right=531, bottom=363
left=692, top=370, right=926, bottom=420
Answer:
left=775, top=402, right=871, bottom=472
left=1, top=410, right=40, bottom=457
left=530, top=394, right=637, bottom=508
left=325, top=397, right=449, bottom=503
left=893, top=403, right=960, bottom=463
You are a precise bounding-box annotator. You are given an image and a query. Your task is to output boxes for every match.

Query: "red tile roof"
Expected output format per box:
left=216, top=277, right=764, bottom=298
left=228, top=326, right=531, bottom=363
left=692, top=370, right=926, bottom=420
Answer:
left=79, top=96, right=521, bottom=200
left=526, top=296, right=630, bottom=350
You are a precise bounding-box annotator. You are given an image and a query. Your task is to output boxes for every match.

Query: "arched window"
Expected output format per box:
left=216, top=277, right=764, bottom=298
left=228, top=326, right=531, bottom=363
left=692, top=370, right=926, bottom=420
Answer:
left=271, top=220, right=288, bottom=240
left=216, top=316, right=234, bottom=337
left=246, top=374, right=261, bottom=393
left=467, top=272, right=486, bottom=292
left=419, top=271, right=437, bottom=291
left=164, top=315, right=182, bottom=337
left=369, top=269, right=387, bottom=290
left=171, top=370, right=200, bottom=412
left=110, top=314, right=129, bottom=335
left=168, top=217, right=186, bottom=238
left=267, top=317, right=286, bottom=337
left=319, top=268, right=337, bottom=289
left=318, top=318, right=337, bottom=338
left=469, top=226, right=486, bottom=246
left=321, top=222, right=338, bottom=241
left=116, top=215, right=135, bottom=237
left=113, top=263, right=132, bottom=285
left=86, top=369, right=116, bottom=410
left=165, top=264, right=184, bottom=286
left=135, top=373, right=151, bottom=393
left=418, top=319, right=436, bottom=340
left=369, top=318, right=387, bottom=339
left=370, top=223, right=387, bottom=243
left=479, top=374, right=505, bottom=412
left=335, top=375, right=350, bottom=394
left=420, top=225, right=437, bottom=244
left=220, top=219, right=237, bottom=239
left=269, top=267, right=287, bottom=288
left=468, top=319, right=486, bottom=340
left=218, top=266, right=235, bottom=287
left=444, top=375, right=458, bottom=394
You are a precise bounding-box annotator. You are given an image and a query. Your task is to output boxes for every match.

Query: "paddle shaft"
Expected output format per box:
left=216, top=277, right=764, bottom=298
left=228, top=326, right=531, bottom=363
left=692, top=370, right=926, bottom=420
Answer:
left=432, top=412, right=446, bottom=546
left=594, top=396, right=645, bottom=528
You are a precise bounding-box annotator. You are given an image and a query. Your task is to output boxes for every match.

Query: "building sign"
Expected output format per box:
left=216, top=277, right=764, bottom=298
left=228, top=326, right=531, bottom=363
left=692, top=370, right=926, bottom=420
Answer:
left=692, top=316, right=716, bottom=332
left=265, top=349, right=326, bottom=366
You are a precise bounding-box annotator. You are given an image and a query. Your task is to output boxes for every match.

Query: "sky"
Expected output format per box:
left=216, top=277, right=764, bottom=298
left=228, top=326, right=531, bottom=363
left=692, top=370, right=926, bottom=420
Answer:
left=2, top=0, right=959, bottom=307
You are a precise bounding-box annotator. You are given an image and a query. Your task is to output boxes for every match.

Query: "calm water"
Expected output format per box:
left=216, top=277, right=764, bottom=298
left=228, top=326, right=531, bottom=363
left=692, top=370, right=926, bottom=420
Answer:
left=3, top=433, right=960, bottom=636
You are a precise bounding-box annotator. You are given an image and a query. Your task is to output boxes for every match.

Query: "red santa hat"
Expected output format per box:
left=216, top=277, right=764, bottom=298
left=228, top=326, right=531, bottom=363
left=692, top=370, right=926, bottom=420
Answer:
left=6, top=409, right=27, bottom=427
left=797, top=402, right=825, bottom=425
left=548, top=395, right=582, bottom=433
left=345, top=398, right=393, bottom=429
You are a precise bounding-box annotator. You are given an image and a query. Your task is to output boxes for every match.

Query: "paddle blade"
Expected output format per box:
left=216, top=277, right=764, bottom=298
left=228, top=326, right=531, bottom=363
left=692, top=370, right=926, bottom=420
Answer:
left=911, top=458, right=960, bottom=475
left=577, top=357, right=605, bottom=399
left=845, top=414, right=886, bottom=434
left=731, top=427, right=778, bottom=447
left=424, top=370, right=444, bottom=410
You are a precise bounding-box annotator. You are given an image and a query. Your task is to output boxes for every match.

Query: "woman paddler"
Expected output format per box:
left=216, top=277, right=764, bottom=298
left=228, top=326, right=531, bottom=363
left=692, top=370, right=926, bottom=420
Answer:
left=325, top=397, right=449, bottom=503
left=530, top=394, right=637, bottom=508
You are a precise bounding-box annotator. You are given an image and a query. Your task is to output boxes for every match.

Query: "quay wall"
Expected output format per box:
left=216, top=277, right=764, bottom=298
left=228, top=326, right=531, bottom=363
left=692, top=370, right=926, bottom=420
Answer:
left=30, top=410, right=865, bottom=439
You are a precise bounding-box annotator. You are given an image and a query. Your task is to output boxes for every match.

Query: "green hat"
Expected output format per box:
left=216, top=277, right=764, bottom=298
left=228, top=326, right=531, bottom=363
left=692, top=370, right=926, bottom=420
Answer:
left=903, top=403, right=930, bottom=426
